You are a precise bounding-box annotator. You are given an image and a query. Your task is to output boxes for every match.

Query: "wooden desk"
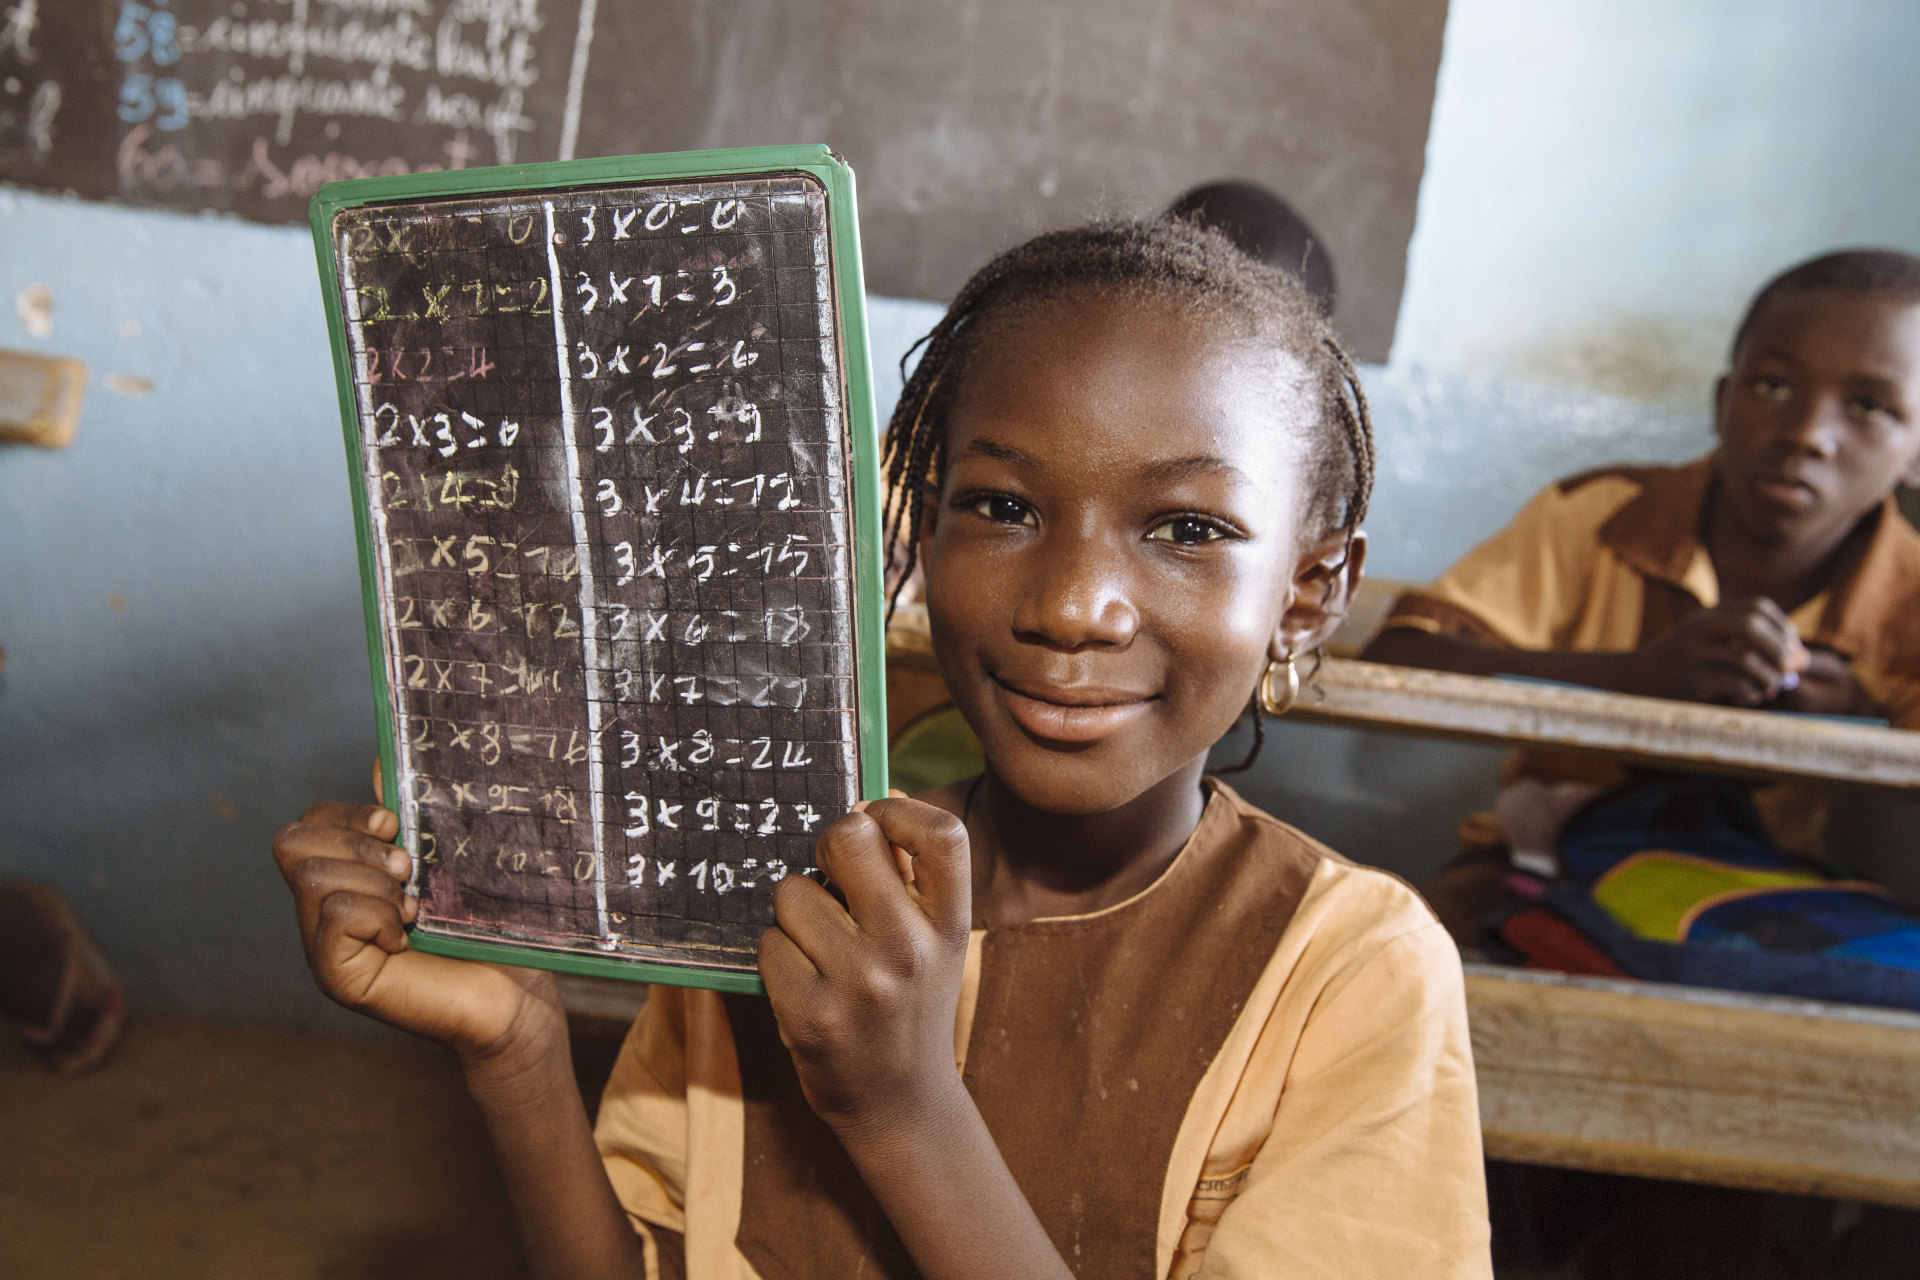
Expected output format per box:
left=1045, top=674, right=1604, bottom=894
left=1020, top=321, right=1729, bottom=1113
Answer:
left=888, top=598, right=1920, bottom=790
left=1292, top=656, right=1920, bottom=790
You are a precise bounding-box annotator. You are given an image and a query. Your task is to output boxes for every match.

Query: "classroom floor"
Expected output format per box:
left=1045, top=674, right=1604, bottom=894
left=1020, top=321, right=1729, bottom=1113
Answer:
left=0, top=1015, right=552, bottom=1280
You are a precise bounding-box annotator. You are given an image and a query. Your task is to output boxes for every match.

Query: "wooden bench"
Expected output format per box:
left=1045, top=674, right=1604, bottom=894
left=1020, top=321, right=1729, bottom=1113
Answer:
left=558, top=962, right=1920, bottom=1208
left=1470, top=966, right=1920, bottom=1208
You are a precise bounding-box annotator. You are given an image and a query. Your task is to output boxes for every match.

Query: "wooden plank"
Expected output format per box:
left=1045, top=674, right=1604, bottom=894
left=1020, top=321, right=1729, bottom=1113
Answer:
left=1291, top=656, right=1920, bottom=790
left=0, top=350, right=85, bottom=448
left=1468, top=965, right=1920, bottom=1206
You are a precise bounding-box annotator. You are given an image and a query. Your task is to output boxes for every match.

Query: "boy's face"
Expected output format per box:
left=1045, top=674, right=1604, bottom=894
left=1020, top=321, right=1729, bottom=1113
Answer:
left=1714, top=289, right=1920, bottom=548
left=918, top=293, right=1333, bottom=817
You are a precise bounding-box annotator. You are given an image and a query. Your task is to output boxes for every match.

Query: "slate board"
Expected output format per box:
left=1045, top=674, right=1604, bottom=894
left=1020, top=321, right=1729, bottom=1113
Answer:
left=311, top=145, right=887, bottom=992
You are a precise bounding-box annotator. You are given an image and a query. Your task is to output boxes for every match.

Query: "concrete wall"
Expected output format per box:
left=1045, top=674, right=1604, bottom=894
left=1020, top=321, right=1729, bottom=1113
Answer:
left=0, top=192, right=376, bottom=1031
left=1393, top=0, right=1920, bottom=407
left=5, top=2, right=1911, bottom=1023
left=0, top=191, right=1710, bottom=1029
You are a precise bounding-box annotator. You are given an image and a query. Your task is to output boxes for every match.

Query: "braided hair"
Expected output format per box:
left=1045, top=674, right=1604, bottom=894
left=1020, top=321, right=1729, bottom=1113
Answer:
left=880, top=217, right=1377, bottom=769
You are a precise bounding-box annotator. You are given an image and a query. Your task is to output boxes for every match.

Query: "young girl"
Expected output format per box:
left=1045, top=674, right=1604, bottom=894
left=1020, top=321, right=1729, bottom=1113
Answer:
left=273, top=219, right=1490, bottom=1279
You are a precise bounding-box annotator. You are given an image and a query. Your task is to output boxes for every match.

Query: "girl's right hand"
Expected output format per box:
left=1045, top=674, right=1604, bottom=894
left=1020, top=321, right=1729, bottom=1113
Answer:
left=271, top=802, right=564, bottom=1064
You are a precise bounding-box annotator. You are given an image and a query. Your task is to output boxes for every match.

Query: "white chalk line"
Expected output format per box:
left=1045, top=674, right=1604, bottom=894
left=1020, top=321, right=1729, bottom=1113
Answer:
left=542, top=199, right=613, bottom=944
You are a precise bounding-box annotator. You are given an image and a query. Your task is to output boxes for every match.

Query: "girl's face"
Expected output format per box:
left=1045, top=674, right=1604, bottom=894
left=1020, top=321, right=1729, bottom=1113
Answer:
left=920, top=291, right=1347, bottom=817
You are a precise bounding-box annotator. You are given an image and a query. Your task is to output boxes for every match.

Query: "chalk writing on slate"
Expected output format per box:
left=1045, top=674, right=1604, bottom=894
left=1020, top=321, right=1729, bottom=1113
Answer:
left=333, top=174, right=859, bottom=974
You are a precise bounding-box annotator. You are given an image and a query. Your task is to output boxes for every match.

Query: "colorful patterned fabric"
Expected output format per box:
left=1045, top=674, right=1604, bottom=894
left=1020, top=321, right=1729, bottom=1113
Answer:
left=1489, top=775, right=1920, bottom=1013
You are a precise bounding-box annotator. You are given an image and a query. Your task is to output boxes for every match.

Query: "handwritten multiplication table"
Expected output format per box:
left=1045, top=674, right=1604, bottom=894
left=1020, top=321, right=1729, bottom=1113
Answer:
left=311, top=147, right=887, bottom=992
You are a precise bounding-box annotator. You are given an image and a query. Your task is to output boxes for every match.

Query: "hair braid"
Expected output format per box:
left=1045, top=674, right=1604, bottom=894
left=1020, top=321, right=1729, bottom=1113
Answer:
left=1213, top=700, right=1266, bottom=775
left=1323, top=338, right=1376, bottom=541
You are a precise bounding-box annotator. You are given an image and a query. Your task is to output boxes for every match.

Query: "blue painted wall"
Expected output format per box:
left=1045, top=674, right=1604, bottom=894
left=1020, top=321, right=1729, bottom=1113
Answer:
left=0, top=189, right=1714, bottom=1024
left=1394, top=0, right=1920, bottom=406
left=0, top=192, right=376, bottom=1030
left=7, top=3, right=1909, bottom=1024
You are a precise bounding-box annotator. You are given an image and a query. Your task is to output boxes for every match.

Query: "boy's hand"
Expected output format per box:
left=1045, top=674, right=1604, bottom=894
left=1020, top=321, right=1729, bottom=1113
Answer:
left=758, top=798, right=973, bottom=1137
left=1630, top=598, right=1810, bottom=707
left=272, top=802, right=564, bottom=1065
left=1770, top=645, right=1880, bottom=719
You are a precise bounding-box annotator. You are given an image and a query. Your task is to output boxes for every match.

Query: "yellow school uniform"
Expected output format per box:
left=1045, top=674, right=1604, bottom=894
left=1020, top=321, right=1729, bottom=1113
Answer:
left=1382, top=456, right=1920, bottom=729
left=594, top=781, right=1492, bottom=1279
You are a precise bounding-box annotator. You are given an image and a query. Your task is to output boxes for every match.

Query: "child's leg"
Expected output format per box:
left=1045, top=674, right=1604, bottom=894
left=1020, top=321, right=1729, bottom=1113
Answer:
left=0, top=882, right=64, bottom=1018
left=0, top=880, right=124, bottom=1074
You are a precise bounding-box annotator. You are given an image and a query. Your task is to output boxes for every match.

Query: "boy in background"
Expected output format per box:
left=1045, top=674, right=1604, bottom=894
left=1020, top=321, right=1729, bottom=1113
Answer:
left=1368, top=248, right=1920, bottom=1280
left=1367, top=249, right=1920, bottom=943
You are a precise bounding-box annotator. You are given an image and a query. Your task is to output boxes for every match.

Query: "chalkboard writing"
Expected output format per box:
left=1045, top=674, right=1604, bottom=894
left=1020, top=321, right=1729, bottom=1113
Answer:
left=317, top=151, right=882, bottom=986
left=1, top=0, right=1445, bottom=361
left=0, top=0, right=595, bottom=221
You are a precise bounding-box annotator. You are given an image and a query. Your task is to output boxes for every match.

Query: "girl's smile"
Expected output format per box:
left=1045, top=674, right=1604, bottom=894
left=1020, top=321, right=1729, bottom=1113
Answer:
left=988, top=672, right=1157, bottom=745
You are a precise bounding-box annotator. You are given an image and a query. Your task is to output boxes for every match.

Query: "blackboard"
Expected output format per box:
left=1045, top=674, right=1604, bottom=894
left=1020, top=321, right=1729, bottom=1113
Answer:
left=311, top=145, right=887, bottom=993
left=0, top=0, right=594, bottom=222
left=2, top=0, right=1447, bottom=361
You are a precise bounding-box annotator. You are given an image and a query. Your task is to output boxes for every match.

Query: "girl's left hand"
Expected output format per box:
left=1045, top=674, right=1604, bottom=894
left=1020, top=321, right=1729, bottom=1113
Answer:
left=759, top=798, right=973, bottom=1136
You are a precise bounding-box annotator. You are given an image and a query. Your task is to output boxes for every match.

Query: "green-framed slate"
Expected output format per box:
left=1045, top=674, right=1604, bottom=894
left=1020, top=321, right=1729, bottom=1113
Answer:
left=310, top=145, right=887, bottom=995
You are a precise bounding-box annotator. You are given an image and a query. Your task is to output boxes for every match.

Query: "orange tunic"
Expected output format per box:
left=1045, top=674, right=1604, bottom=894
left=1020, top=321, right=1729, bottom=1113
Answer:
left=1382, top=456, right=1920, bottom=729
left=594, top=781, right=1491, bottom=1279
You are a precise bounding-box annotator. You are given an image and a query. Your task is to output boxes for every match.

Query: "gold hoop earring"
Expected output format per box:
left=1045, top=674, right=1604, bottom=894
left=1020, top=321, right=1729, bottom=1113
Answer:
left=1258, top=654, right=1300, bottom=717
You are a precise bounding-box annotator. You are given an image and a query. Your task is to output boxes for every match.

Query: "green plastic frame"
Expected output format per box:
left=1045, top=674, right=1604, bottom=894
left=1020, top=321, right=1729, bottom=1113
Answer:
left=309, top=145, right=889, bottom=996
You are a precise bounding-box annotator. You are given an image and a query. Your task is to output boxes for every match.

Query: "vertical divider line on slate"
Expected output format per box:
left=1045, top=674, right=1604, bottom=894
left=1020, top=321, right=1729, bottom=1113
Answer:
left=541, top=198, right=613, bottom=947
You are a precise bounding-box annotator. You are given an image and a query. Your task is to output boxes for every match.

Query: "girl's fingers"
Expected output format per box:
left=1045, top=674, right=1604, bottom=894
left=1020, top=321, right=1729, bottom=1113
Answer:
left=757, top=927, right=826, bottom=1043
left=849, top=794, right=918, bottom=885
left=769, top=871, right=863, bottom=975
left=857, top=799, right=972, bottom=941
left=295, top=801, right=399, bottom=841
left=758, top=925, right=822, bottom=996
left=814, top=810, right=918, bottom=939
left=290, top=858, right=411, bottom=948
left=317, top=886, right=410, bottom=957
left=274, top=819, right=409, bottom=884
left=308, top=891, right=411, bottom=1012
